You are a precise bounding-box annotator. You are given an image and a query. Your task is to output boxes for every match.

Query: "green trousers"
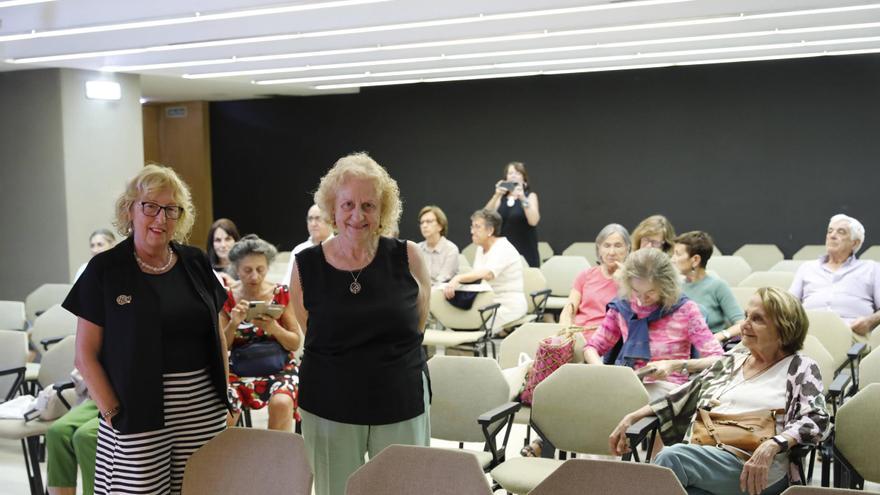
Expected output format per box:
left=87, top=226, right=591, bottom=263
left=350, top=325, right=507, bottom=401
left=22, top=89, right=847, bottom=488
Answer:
left=46, top=399, right=99, bottom=494
left=300, top=374, right=431, bottom=495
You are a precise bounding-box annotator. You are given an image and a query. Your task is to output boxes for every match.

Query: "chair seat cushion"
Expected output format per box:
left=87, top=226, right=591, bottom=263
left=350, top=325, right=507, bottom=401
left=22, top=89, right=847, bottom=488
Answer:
left=544, top=297, right=569, bottom=310
left=491, top=457, right=563, bottom=495
left=0, top=418, right=52, bottom=440
left=423, top=329, right=484, bottom=347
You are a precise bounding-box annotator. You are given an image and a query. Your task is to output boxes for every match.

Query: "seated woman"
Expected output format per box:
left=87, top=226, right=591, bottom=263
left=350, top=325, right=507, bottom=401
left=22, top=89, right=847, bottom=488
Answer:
left=73, top=228, right=116, bottom=281
left=417, top=205, right=460, bottom=285
left=559, top=223, right=630, bottom=341
left=583, top=248, right=724, bottom=401
left=632, top=214, right=676, bottom=254
left=609, top=287, right=831, bottom=495
left=444, top=208, right=527, bottom=334
left=207, top=218, right=241, bottom=287
left=673, top=231, right=745, bottom=343
left=221, top=235, right=301, bottom=431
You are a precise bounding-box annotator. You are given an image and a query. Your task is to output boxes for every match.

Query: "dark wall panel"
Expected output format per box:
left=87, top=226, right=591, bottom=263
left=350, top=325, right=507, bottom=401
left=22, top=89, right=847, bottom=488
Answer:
left=210, top=54, right=880, bottom=257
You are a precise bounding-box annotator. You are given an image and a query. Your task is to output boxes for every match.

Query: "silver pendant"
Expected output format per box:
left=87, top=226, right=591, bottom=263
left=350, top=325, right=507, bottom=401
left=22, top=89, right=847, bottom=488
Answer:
left=350, top=281, right=362, bottom=294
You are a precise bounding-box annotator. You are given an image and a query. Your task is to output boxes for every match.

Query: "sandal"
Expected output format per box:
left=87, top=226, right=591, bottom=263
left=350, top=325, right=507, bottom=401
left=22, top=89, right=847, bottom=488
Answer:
left=520, top=439, right=543, bottom=457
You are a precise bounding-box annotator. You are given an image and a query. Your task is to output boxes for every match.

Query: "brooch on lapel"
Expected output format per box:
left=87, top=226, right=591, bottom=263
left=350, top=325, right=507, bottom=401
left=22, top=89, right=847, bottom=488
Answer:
left=116, top=295, right=132, bottom=306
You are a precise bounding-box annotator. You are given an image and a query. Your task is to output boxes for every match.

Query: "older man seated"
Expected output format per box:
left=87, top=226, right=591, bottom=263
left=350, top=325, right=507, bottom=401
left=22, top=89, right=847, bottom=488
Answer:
left=790, top=214, right=879, bottom=342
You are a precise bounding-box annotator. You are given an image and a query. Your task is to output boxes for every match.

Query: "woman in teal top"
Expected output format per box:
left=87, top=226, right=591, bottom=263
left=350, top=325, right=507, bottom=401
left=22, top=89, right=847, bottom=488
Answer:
left=671, top=231, right=744, bottom=343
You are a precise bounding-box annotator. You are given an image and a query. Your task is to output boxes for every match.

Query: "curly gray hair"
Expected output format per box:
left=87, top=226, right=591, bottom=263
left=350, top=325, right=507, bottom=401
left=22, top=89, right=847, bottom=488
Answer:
left=228, top=234, right=278, bottom=272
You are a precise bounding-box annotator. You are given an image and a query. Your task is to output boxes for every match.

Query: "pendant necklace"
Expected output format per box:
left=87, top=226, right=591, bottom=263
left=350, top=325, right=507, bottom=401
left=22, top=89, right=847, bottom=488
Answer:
left=349, top=269, right=363, bottom=294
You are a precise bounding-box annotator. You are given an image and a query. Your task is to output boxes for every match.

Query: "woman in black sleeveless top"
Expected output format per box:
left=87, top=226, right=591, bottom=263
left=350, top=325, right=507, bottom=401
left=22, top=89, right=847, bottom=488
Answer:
left=290, top=153, right=431, bottom=495
left=485, top=161, right=541, bottom=267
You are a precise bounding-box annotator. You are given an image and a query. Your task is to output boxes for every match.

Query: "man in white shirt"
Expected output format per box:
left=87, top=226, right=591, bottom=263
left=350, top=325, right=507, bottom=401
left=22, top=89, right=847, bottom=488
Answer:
left=286, top=204, right=333, bottom=281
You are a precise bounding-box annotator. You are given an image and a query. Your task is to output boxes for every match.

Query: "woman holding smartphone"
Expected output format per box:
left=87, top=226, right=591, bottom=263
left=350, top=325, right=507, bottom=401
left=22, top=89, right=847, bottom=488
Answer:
left=221, top=234, right=301, bottom=431
left=485, top=161, right=541, bottom=267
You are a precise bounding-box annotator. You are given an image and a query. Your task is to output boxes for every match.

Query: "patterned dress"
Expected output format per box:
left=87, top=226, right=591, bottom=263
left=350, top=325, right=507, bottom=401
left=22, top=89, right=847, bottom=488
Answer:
left=223, top=285, right=299, bottom=420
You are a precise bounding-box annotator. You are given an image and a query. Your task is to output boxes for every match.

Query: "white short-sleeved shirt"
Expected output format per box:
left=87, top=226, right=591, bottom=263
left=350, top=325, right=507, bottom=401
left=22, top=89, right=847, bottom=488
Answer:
left=474, top=237, right=523, bottom=295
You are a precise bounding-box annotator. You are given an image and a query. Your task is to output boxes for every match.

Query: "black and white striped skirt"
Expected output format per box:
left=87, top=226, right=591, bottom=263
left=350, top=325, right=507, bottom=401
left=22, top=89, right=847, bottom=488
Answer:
left=94, top=368, right=227, bottom=495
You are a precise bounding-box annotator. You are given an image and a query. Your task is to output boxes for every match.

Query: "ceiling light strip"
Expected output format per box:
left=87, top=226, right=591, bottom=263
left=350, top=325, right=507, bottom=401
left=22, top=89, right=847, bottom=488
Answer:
left=253, top=35, right=880, bottom=85
left=0, top=0, right=55, bottom=8
left=0, top=0, right=391, bottom=42
left=181, top=21, right=880, bottom=79
left=313, top=47, right=880, bottom=89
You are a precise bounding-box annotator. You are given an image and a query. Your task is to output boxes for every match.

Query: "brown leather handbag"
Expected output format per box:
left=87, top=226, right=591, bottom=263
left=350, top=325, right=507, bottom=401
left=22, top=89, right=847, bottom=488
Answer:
left=690, top=408, right=783, bottom=461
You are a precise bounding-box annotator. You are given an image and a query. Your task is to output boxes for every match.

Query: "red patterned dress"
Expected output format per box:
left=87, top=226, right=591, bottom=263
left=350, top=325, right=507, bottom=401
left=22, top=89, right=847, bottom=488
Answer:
left=223, top=285, right=299, bottom=420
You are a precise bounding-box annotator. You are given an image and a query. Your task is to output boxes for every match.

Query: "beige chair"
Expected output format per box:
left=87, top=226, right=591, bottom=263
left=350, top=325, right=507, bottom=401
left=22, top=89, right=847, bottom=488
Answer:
left=423, top=290, right=499, bottom=357
left=870, top=329, right=880, bottom=355
left=28, top=304, right=76, bottom=353
left=859, top=245, right=880, bottom=262
left=833, top=383, right=880, bottom=488
left=733, top=244, right=784, bottom=272
left=782, top=487, right=864, bottom=494
left=0, top=300, right=27, bottom=331
left=427, top=356, right=519, bottom=470
left=458, top=253, right=471, bottom=271
left=801, top=335, right=836, bottom=392
left=858, top=348, right=880, bottom=388
left=713, top=245, right=723, bottom=256
left=24, top=283, right=72, bottom=323
left=497, top=322, right=562, bottom=370
left=706, top=256, right=752, bottom=286
left=181, top=428, right=312, bottom=495
left=540, top=256, right=590, bottom=312
left=730, top=286, right=757, bottom=312
left=806, top=311, right=865, bottom=375
left=793, top=245, right=827, bottom=261
left=490, top=364, right=650, bottom=495
left=538, top=241, right=554, bottom=263
left=0, top=334, right=78, bottom=495
left=462, top=243, right=477, bottom=265
left=275, top=250, right=291, bottom=264
left=738, top=271, right=795, bottom=290
left=0, top=330, right=28, bottom=401
left=500, top=268, right=551, bottom=332
left=528, top=458, right=686, bottom=495
left=346, top=444, right=492, bottom=495
left=770, top=260, right=807, bottom=273
left=561, top=242, right=598, bottom=266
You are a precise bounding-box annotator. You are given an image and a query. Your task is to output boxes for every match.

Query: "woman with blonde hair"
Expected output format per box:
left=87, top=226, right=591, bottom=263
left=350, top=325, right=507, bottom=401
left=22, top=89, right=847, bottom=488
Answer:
left=584, top=248, right=723, bottom=400
left=63, top=164, right=230, bottom=495
left=632, top=214, right=676, bottom=254
left=289, top=152, right=431, bottom=495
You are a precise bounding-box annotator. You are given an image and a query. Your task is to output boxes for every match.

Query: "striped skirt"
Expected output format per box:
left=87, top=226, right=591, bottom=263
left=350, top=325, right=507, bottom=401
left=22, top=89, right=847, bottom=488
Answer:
left=94, top=369, right=227, bottom=495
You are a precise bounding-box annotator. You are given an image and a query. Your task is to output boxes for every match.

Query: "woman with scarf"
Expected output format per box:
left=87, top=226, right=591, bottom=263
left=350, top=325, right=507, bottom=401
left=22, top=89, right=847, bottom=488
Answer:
left=583, top=248, right=724, bottom=400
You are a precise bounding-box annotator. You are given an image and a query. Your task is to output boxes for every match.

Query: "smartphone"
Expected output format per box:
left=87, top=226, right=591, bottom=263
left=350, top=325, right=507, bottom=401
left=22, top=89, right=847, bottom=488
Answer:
left=244, top=301, right=284, bottom=321
left=498, top=181, right=518, bottom=191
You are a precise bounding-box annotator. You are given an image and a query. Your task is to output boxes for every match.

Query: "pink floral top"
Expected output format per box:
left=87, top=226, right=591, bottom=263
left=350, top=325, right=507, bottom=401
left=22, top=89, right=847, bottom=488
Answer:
left=585, top=297, right=723, bottom=384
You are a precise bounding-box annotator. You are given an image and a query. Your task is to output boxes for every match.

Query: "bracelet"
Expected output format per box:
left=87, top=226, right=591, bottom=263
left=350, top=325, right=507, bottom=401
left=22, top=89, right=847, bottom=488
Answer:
left=102, top=405, right=120, bottom=420
left=680, top=361, right=689, bottom=374
left=521, top=200, right=530, bottom=208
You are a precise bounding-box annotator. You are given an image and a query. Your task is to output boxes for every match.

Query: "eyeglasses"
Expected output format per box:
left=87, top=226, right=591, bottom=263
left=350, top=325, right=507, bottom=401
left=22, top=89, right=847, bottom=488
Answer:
left=140, top=201, right=183, bottom=219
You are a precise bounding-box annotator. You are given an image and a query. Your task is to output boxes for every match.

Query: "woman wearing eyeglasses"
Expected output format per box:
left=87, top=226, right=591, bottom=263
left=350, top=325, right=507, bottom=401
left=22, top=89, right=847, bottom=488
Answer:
left=63, top=164, right=230, bottom=495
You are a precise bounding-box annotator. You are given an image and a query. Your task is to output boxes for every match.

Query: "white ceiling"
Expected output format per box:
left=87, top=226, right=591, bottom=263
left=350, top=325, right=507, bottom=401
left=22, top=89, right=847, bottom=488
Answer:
left=2, top=0, right=880, bottom=101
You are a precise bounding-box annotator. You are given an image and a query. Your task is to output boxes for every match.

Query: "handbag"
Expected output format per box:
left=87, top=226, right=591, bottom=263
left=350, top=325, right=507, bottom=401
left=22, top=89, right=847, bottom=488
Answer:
left=519, top=327, right=581, bottom=405
left=230, top=340, right=288, bottom=377
left=690, top=408, right=783, bottom=461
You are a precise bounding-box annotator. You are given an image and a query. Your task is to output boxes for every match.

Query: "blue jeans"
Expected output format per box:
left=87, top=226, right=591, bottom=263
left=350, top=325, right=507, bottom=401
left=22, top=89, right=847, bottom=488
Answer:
left=654, top=444, right=789, bottom=495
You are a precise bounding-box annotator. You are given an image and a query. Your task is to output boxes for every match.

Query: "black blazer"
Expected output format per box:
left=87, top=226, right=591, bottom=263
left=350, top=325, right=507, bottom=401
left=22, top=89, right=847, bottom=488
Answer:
left=63, top=236, right=229, bottom=434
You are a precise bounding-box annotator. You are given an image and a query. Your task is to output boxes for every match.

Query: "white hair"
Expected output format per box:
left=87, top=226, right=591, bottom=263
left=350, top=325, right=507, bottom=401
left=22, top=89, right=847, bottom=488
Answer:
left=829, top=214, right=865, bottom=253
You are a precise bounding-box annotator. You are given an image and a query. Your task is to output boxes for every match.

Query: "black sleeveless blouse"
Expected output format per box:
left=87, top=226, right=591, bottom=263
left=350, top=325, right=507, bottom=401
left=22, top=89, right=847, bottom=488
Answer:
left=498, top=192, right=540, bottom=267
left=296, top=237, right=428, bottom=425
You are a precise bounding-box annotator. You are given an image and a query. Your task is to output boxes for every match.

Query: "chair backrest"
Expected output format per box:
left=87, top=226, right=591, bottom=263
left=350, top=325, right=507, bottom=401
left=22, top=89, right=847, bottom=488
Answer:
left=29, top=304, right=77, bottom=352
left=462, top=243, right=477, bottom=265
left=275, top=250, right=291, bottom=264
left=792, top=245, right=826, bottom=261
left=38, top=335, right=76, bottom=388
left=859, top=245, right=880, bottom=262
left=25, top=283, right=72, bottom=323
left=806, top=311, right=855, bottom=370
left=561, top=242, right=598, bottom=265
left=0, top=330, right=28, bottom=400
left=706, top=256, right=752, bottom=286
left=769, top=260, right=807, bottom=273
left=732, top=244, right=784, bottom=272
left=540, top=256, right=590, bottom=296
left=781, top=486, right=864, bottom=494
left=529, top=458, right=686, bottom=495
left=182, top=428, right=312, bottom=495
left=729, top=286, right=757, bottom=312
left=522, top=267, right=548, bottom=313
left=858, top=348, right=880, bottom=389
left=458, top=254, right=471, bottom=271
left=738, top=271, right=795, bottom=290
left=345, top=445, right=491, bottom=495
left=429, top=290, right=496, bottom=330
left=538, top=241, right=554, bottom=263
left=427, top=356, right=509, bottom=442
left=0, top=301, right=26, bottom=331
left=800, top=336, right=835, bottom=391
left=835, top=383, right=880, bottom=483
left=870, top=329, right=880, bottom=356
left=531, top=364, right=649, bottom=454
left=497, top=322, right=562, bottom=369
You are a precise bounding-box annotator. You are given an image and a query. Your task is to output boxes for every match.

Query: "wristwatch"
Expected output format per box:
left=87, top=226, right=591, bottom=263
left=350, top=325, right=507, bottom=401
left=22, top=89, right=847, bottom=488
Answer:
left=771, top=435, right=790, bottom=453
